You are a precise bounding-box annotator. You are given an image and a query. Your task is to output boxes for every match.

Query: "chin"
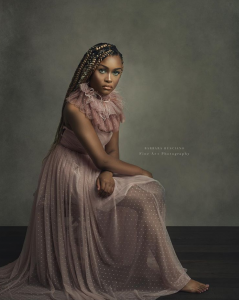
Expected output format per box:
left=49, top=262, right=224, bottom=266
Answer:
left=101, top=89, right=112, bottom=94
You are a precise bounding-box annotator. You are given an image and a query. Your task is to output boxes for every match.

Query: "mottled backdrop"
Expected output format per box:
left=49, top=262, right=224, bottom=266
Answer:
left=0, top=0, right=238, bottom=225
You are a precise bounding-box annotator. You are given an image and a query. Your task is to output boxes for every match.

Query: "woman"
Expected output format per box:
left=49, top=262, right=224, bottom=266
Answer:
left=0, top=43, right=209, bottom=299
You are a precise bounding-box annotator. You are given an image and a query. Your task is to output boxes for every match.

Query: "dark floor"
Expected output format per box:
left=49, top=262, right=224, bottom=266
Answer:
left=0, top=226, right=238, bottom=300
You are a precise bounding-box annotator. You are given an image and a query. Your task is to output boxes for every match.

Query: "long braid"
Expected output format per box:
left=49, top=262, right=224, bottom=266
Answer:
left=42, top=43, right=124, bottom=164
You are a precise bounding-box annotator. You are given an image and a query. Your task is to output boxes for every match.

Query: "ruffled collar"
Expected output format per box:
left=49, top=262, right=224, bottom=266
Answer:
left=65, top=82, right=125, bottom=132
left=81, top=82, right=115, bottom=103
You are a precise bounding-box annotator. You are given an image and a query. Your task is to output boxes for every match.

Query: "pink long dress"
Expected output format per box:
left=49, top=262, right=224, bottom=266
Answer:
left=0, top=83, right=191, bottom=300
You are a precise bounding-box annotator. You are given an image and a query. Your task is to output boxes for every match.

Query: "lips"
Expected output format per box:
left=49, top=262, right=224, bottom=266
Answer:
left=102, top=86, right=112, bottom=90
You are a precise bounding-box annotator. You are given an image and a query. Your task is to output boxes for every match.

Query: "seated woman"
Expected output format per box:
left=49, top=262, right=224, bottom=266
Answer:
left=0, top=42, right=209, bottom=300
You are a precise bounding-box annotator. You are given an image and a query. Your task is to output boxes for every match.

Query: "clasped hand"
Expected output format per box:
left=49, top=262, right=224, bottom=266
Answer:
left=96, top=169, right=153, bottom=198
left=96, top=171, right=115, bottom=198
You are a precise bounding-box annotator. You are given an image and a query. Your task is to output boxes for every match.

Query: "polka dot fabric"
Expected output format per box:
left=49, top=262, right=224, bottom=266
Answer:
left=0, top=125, right=191, bottom=299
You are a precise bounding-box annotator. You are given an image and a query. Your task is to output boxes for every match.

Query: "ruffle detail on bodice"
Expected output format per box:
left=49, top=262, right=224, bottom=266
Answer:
left=65, top=82, right=125, bottom=132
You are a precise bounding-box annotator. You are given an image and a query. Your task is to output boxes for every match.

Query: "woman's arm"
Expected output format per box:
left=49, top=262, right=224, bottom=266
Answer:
left=64, top=103, right=145, bottom=176
left=102, top=131, right=119, bottom=176
left=105, top=130, right=119, bottom=159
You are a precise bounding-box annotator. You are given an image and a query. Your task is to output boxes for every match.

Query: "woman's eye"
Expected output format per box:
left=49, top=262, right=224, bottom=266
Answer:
left=98, top=69, right=120, bottom=76
left=99, top=69, right=106, bottom=74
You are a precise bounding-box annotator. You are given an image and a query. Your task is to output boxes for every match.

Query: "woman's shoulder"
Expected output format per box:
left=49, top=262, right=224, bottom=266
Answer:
left=63, top=102, right=85, bottom=131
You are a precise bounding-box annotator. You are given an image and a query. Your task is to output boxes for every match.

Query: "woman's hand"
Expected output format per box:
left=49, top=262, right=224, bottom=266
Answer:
left=141, top=169, right=154, bottom=178
left=96, top=171, right=115, bottom=198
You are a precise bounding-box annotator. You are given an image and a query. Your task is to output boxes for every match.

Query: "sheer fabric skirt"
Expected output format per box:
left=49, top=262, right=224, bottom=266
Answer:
left=0, top=144, right=191, bottom=300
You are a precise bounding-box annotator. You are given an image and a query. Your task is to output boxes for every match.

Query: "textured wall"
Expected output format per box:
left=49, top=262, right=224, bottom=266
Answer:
left=0, top=0, right=238, bottom=225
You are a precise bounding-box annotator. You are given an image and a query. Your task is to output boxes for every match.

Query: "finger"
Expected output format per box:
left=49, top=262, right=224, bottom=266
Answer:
left=104, top=183, right=113, bottom=195
left=98, top=182, right=113, bottom=197
left=96, top=178, right=100, bottom=190
left=101, top=181, right=106, bottom=192
left=107, top=183, right=114, bottom=195
left=110, top=186, right=114, bottom=195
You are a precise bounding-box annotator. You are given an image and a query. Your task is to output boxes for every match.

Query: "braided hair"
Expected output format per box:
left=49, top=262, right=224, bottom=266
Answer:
left=42, top=43, right=124, bottom=164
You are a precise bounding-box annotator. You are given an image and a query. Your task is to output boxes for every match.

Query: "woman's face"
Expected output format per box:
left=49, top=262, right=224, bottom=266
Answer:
left=89, top=55, right=123, bottom=97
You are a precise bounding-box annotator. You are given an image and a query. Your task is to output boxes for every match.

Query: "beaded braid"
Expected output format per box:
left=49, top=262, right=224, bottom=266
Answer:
left=42, top=43, right=124, bottom=164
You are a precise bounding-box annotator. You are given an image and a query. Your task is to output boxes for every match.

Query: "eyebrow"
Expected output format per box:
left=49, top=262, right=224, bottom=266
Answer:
left=99, top=64, right=122, bottom=70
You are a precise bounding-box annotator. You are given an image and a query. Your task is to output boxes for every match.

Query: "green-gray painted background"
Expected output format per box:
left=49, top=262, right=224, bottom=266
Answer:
left=1, top=0, right=238, bottom=225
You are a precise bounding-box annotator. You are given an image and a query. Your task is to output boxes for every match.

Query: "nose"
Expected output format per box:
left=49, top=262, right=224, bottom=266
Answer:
left=105, top=72, right=112, bottom=82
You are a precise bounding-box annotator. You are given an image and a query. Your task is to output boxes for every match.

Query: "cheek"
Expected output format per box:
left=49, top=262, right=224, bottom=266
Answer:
left=90, top=72, right=101, bottom=84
